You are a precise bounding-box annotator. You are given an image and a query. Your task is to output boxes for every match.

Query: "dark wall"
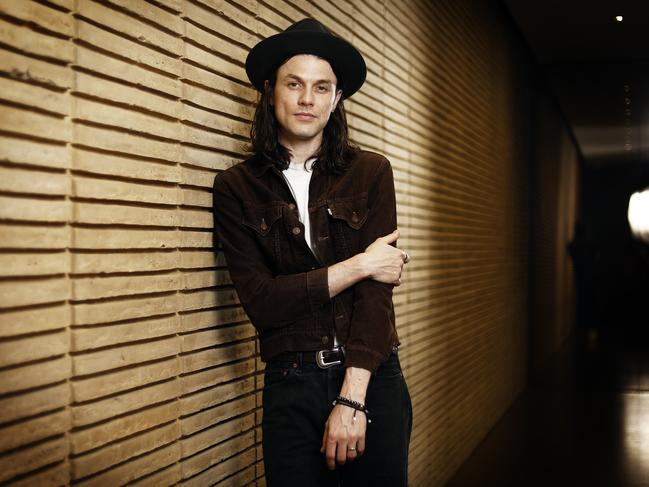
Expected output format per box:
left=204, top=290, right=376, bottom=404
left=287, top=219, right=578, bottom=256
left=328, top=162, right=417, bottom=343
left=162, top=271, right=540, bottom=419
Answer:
left=528, top=87, right=580, bottom=374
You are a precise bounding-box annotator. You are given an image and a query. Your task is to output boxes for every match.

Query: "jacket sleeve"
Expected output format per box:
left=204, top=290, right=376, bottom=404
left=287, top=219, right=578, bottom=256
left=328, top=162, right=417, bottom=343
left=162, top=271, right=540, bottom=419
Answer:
left=344, top=157, right=399, bottom=372
left=212, top=173, right=330, bottom=331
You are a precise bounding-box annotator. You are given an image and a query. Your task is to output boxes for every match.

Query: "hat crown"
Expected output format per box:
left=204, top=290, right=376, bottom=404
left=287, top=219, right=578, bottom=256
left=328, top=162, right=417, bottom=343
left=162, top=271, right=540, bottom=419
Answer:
left=286, top=18, right=331, bottom=35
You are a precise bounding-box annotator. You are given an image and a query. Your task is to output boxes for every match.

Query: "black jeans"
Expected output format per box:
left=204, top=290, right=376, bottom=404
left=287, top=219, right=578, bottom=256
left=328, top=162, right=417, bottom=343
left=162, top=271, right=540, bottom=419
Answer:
left=262, top=352, right=412, bottom=487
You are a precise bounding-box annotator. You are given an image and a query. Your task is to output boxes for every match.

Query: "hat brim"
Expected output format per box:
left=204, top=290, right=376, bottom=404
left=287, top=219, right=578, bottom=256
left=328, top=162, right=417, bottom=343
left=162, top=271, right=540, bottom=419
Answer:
left=245, top=30, right=366, bottom=99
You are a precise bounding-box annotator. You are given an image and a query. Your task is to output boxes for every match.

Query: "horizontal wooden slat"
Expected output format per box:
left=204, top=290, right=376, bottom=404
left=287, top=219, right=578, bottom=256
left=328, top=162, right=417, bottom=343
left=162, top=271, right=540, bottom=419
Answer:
left=180, top=377, right=255, bottom=416
left=71, top=402, right=179, bottom=455
left=71, top=358, right=179, bottom=405
left=0, top=355, right=70, bottom=394
left=74, top=442, right=180, bottom=487
left=0, top=382, right=69, bottom=423
left=76, top=20, right=180, bottom=77
left=72, top=315, right=178, bottom=351
left=0, top=251, right=69, bottom=276
left=0, top=303, right=69, bottom=337
left=0, top=0, right=73, bottom=35
left=72, top=381, right=179, bottom=429
left=0, top=410, right=68, bottom=454
left=0, top=436, right=69, bottom=483
left=72, top=336, right=179, bottom=375
left=71, top=422, right=180, bottom=479
left=0, top=77, right=70, bottom=115
left=0, top=277, right=69, bottom=308
left=0, top=17, right=73, bottom=61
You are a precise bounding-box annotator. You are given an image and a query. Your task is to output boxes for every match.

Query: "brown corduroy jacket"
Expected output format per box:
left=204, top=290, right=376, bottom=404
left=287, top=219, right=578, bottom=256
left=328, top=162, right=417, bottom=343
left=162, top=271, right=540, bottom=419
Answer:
left=212, top=150, right=399, bottom=372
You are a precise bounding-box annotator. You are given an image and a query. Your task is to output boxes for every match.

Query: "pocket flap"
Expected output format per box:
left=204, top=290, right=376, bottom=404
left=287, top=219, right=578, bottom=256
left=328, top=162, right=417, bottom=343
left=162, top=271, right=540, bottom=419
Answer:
left=328, top=195, right=368, bottom=230
left=242, top=205, right=283, bottom=236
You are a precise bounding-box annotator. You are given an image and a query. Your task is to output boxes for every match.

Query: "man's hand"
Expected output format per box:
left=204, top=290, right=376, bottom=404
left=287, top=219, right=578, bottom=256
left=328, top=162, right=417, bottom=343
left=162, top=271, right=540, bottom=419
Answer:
left=361, top=229, right=410, bottom=286
left=327, top=228, right=410, bottom=298
left=320, top=403, right=367, bottom=469
left=320, top=366, right=371, bottom=469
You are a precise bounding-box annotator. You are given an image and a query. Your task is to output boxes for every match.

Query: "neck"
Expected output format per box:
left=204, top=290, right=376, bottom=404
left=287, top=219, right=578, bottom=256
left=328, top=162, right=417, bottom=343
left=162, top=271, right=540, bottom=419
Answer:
left=279, top=132, right=323, bottom=165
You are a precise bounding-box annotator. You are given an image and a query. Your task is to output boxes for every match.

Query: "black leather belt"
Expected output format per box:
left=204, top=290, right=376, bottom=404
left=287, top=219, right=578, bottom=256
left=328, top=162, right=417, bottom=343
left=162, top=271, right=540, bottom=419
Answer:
left=271, top=345, right=399, bottom=369
left=272, top=346, right=345, bottom=369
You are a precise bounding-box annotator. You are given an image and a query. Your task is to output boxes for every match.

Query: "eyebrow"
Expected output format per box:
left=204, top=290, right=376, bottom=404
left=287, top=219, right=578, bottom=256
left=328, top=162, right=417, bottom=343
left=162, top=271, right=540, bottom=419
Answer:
left=283, top=74, right=334, bottom=85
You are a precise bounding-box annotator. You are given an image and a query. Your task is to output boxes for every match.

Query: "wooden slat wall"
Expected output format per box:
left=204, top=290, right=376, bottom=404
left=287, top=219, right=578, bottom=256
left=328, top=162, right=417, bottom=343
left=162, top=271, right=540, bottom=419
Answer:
left=0, top=1, right=578, bottom=486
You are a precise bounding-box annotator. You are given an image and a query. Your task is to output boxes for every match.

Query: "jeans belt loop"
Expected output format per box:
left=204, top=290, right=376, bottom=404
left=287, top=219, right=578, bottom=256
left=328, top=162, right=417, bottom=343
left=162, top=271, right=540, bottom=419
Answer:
left=316, top=345, right=345, bottom=369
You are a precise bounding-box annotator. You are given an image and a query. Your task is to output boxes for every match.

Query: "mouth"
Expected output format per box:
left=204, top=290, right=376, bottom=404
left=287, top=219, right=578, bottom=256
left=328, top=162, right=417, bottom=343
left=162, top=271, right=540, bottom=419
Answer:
left=294, top=112, right=317, bottom=121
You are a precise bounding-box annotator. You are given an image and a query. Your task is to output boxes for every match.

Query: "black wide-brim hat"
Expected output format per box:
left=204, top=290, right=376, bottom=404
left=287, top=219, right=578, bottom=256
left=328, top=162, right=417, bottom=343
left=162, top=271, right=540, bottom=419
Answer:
left=245, top=18, right=367, bottom=99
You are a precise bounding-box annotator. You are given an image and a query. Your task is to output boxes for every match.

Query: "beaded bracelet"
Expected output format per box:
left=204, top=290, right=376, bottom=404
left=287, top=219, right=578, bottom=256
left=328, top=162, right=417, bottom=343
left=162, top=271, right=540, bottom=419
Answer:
left=332, top=395, right=372, bottom=424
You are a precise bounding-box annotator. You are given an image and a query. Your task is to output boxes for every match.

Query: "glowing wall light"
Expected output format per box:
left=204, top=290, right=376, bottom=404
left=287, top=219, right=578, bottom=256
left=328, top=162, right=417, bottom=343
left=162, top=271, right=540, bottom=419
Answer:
left=628, top=189, right=649, bottom=243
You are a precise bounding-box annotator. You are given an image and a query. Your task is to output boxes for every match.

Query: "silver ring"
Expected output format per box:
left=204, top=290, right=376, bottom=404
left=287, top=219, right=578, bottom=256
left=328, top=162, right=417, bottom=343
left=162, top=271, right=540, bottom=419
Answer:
left=347, top=446, right=356, bottom=451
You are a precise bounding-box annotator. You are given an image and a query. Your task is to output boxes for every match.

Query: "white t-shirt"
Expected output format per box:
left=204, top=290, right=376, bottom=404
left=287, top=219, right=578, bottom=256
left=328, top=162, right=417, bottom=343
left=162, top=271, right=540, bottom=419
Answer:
left=282, top=158, right=315, bottom=253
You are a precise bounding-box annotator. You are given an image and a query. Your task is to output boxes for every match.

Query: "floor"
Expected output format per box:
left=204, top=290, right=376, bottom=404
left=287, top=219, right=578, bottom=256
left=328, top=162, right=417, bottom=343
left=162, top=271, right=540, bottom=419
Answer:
left=446, top=327, right=649, bottom=487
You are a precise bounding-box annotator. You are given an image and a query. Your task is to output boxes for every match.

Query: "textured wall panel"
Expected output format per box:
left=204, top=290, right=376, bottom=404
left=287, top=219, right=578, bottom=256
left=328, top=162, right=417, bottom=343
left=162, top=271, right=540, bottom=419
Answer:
left=0, top=0, right=577, bottom=485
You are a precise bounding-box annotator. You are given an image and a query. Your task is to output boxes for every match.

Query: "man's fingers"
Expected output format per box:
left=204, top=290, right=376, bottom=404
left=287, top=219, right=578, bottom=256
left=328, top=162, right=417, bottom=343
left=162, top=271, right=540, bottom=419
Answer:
left=326, top=439, right=337, bottom=470
left=377, top=228, right=399, bottom=244
left=320, top=423, right=328, bottom=454
left=346, top=445, right=358, bottom=461
left=336, top=441, right=348, bottom=466
left=357, top=435, right=366, bottom=456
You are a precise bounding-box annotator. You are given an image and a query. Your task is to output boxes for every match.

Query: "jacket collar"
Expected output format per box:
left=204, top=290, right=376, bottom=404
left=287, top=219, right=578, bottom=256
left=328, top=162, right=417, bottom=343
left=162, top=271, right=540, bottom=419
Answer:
left=248, top=154, right=321, bottom=178
left=248, top=154, right=276, bottom=178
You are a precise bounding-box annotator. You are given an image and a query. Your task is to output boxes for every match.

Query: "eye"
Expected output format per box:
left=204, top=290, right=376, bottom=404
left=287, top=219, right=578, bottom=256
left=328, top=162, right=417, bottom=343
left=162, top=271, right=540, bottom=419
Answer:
left=317, top=85, right=330, bottom=93
left=287, top=82, right=300, bottom=89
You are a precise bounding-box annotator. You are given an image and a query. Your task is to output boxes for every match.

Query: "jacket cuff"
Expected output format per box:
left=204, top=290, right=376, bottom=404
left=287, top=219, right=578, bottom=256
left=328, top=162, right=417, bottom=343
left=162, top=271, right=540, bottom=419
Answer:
left=344, top=347, right=386, bottom=373
left=307, top=267, right=330, bottom=312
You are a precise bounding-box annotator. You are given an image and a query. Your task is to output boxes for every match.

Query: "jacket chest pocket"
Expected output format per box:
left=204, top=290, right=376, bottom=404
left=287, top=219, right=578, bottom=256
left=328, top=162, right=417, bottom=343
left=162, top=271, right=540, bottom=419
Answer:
left=327, top=194, right=368, bottom=259
left=242, top=204, right=284, bottom=267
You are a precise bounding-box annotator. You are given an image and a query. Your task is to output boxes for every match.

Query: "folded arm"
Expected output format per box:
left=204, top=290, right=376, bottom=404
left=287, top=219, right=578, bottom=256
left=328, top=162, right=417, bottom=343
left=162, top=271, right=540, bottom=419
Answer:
left=323, top=157, right=406, bottom=469
left=212, top=173, right=405, bottom=331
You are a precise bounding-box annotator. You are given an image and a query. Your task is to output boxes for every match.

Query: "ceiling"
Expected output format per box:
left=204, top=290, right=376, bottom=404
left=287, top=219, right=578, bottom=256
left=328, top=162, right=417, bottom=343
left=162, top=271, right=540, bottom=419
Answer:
left=502, top=0, right=649, bottom=166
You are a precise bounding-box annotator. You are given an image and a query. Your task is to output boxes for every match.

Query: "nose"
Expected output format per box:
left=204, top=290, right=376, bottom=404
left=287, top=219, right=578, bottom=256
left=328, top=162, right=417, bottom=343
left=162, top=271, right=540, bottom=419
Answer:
left=298, top=87, right=314, bottom=107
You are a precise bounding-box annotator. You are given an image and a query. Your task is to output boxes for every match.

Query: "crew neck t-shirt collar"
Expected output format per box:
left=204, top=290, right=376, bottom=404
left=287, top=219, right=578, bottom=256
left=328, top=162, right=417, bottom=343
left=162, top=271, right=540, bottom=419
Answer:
left=286, top=157, right=316, bottom=172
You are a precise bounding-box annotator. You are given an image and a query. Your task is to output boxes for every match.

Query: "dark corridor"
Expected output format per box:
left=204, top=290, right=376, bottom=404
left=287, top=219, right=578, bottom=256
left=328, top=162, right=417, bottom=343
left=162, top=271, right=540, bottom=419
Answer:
left=448, top=0, right=649, bottom=475
left=447, top=136, right=649, bottom=487
left=447, top=326, right=649, bottom=487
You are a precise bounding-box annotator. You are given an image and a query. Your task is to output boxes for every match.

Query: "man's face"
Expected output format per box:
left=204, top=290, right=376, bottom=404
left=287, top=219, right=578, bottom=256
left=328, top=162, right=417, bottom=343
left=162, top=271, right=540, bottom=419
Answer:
left=272, top=54, right=343, bottom=147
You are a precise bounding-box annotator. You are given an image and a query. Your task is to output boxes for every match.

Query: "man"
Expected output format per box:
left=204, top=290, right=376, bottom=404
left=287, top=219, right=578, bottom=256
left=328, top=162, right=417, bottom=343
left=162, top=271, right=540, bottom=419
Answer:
left=212, top=18, right=412, bottom=486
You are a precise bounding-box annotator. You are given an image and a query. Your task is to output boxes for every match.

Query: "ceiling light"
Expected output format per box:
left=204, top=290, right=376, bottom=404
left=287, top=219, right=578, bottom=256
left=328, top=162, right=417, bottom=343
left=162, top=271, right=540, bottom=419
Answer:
left=616, top=15, right=623, bottom=22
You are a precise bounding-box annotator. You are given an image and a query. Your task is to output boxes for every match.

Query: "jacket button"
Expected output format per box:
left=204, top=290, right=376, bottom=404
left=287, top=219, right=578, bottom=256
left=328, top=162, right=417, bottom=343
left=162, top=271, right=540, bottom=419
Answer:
left=321, top=336, right=329, bottom=344
left=351, top=211, right=359, bottom=223
left=260, top=218, right=268, bottom=231
left=288, top=203, right=296, bottom=211
left=292, top=227, right=301, bottom=235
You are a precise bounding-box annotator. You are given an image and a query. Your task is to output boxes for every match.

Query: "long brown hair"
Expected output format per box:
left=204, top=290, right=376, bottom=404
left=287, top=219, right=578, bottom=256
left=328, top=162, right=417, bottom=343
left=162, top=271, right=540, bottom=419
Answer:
left=249, top=69, right=358, bottom=175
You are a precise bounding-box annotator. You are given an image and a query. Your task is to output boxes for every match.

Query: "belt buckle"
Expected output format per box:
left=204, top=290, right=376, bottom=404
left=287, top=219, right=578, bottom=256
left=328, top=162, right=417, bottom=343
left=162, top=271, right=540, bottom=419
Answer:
left=316, top=346, right=344, bottom=369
